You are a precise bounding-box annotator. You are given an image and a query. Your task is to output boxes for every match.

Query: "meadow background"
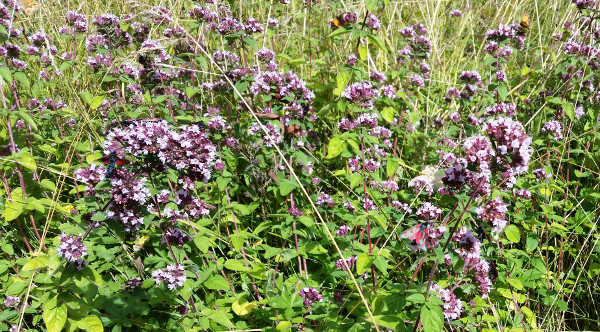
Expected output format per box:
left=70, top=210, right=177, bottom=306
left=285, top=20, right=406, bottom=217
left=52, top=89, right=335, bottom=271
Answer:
left=0, top=0, right=599, bottom=331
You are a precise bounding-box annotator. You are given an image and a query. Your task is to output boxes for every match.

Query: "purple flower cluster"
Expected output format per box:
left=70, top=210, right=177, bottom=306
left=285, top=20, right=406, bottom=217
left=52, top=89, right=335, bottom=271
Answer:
left=515, top=189, right=532, bottom=199
left=248, top=122, right=282, bottom=147
left=541, top=120, right=563, bottom=140
left=56, top=233, right=87, bottom=268
left=336, top=225, right=351, bottom=236
left=533, top=167, right=551, bottom=181
left=373, top=180, right=399, bottom=194
left=104, top=120, right=217, bottom=185
left=175, top=190, right=212, bottom=219
left=250, top=70, right=314, bottom=104
left=3, top=296, right=20, bottom=308
left=476, top=197, right=509, bottom=233
left=442, top=159, right=470, bottom=190
left=416, top=202, right=442, bottom=221
left=452, top=228, right=493, bottom=297
left=341, top=81, right=380, bottom=109
left=74, top=164, right=107, bottom=196
left=127, top=277, right=142, bottom=289
left=408, top=177, right=434, bottom=195
left=348, top=155, right=381, bottom=173
left=106, top=169, right=150, bottom=232
left=392, top=201, right=413, bottom=214
left=163, top=228, right=191, bottom=247
left=347, top=54, right=357, bottom=66
left=299, top=287, right=323, bottom=307
left=335, top=256, right=357, bottom=271
left=398, top=23, right=431, bottom=63
left=481, top=117, right=532, bottom=175
left=572, top=0, right=595, bottom=10
left=342, top=201, right=356, bottom=213
left=450, top=10, right=463, bottom=17
left=366, top=12, right=381, bottom=30
left=152, top=264, right=187, bottom=290
left=335, top=11, right=358, bottom=26
left=484, top=102, right=517, bottom=116
left=316, top=193, right=334, bottom=206
left=62, top=11, right=88, bottom=35
left=463, top=135, right=495, bottom=174
left=430, top=284, right=463, bottom=320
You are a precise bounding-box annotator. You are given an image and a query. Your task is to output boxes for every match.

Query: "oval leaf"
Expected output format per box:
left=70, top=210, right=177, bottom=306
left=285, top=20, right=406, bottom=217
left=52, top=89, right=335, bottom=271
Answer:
left=79, top=315, right=103, bottom=332
left=421, top=302, right=443, bottom=332
left=43, top=303, right=67, bottom=332
left=326, top=137, right=345, bottom=159
left=504, top=224, right=521, bottom=243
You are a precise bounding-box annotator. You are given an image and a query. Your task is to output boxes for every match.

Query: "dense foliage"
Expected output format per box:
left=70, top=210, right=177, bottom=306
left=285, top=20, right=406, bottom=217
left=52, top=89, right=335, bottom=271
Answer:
left=1, top=0, right=600, bottom=331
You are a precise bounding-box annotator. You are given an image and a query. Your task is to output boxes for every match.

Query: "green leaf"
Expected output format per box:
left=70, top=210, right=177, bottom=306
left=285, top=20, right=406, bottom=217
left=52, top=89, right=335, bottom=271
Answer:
left=153, top=95, right=167, bottom=104
left=17, top=110, right=37, bottom=131
left=194, top=236, right=210, bottom=253
left=386, top=159, right=399, bottom=178
left=242, top=36, right=258, bottom=51
left=202, top=309, right=234, bottom=328
left=334, top=71, right=351, bottom=96
left=366, top=34, right=387, bottom=52
left=43, top=303, right=67, bottom=332
left=78, top=315, right=103, bottom=332
left=5, top=200, right=23, bottom=221
left=230, top=233, right=245, bottom=252
left=525, top=236, right=539, bottom=251
left=13, top=72, right=30, bottom=90
left=381, top=107, right=395, bottom=123
left=368, top=315, right=401, bottom=331
left=22, top=254, right=49, bottom=271
left=356, top=253, right=374, bottom=275
left=195, top=55, right=208, bottom=69
left=521, top=66, right=531, bottom=76
left=508, top=278, right=524, bottom=290
left=588, top=263, right=600, bottom=278
left=0, top=66, right=12, bottom=83
left=276, top=321, right=293, bottom=331
left=327, top=27, right=351, bottom=38
left=365, top=0, right=379, bottom=11
left=358, top=44, right=367, bottom=60
left=421, top=302, right=443, bottom=332
left=298, top=215, right=315, bottom=229
left=497, top=85, right=508, bottom=101
left=224, top=259, right=248, bottom=272
left=349, top=173, right=362, bottom=188
left=91, top=212, right=106, bottom=222
left=562, top=101, right=575, bottom=121
left=279, top=179, right=297, bottom=196
left=232, top=297, right=257, bottom=316
left=86, top=151, right=104, bottom=164
left=326, top=136, right=345, bottom=159
left=185, top=86, right=199, bottom=98
left=406, top=293, right=425, bottom=304
left=2, top=243, right=14, bottom=255
left=504, top=224, right=521, bottom=243
left=204, top=275, right=230, bottom=290
left=19, top=151, right=36, bottom=170
left=216, top=176, right=231, bottom=191
left=90, top=96, right=104, bottom=110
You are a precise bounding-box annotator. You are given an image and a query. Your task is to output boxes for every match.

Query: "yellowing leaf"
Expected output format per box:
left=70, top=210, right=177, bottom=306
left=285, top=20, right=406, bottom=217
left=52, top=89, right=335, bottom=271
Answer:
left=22, top=254, right=49, bottom=271
left=43, top=303, right=67, bottom=332
left=232, top=297, right=258, bottom=316
left=326, top=137, right=345, bottom=159
left=78, top=315, right=103, bottom=332
left=133, top=235, right=150, bottom=251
